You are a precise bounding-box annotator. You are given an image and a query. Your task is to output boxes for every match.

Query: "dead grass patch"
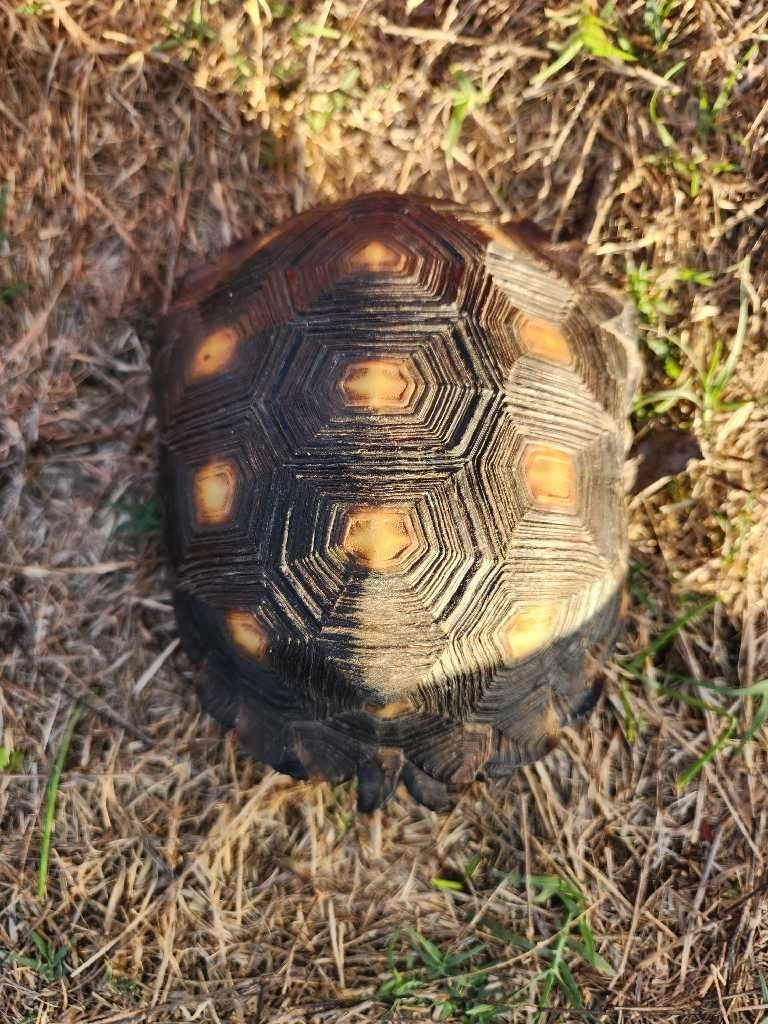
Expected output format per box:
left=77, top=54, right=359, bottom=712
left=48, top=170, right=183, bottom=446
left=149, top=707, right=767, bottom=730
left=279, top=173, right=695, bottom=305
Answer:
left=1, top=1, right=767, bottom=1020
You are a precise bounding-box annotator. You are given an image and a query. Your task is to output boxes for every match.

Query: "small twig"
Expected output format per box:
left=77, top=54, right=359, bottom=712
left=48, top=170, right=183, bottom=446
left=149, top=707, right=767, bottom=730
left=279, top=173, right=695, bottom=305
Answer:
left=0, top=560, right=135, bottom=578
left=133, top=638, right=181, bottom=696
left=5, top=267, right=72, bottom=363
left=46, top=0, right=110, bottom=53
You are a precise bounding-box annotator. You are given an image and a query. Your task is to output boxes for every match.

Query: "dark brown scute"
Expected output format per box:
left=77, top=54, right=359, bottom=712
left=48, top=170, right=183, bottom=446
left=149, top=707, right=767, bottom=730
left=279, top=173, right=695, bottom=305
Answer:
left=235, top=697, right=307, bottom=780
left=295, top=714, right=392, bottom=780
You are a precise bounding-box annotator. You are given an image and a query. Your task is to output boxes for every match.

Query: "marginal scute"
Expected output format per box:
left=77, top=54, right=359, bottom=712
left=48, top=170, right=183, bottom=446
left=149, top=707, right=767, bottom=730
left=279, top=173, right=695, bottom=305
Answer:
left=515, top=314, right=572, bottom=365
left=189, top=326, right=239, bottom=379
left=193, top=459, right=239, bottom=525
left=340, top=506, right=419, bottom=570
left=521, top=444, right=577, bottom=511
left=500, top=602, right=559, bottom=661
left=226, top=609, right=270, bottom=660
left=338, top=358, right=416, bottom=411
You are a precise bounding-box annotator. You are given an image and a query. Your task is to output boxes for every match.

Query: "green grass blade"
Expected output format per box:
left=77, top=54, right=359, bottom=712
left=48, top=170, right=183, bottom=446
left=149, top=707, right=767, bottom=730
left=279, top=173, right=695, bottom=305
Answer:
left=649, top=60, right=686, bottom=148
left=530, top=34, right=583, bottom=86
left=713, top=262, right=750, bottom=390
left=677, top=719, right=736, bottom=788
left=619, top=598, right=717, bottom=675
left=712, top=44, right=756, bottom=115
left=580, top=12, right=634, bottom=62
left=38, top=703, right=83, bottom=899
left=409, top=929, right=446, bottom=971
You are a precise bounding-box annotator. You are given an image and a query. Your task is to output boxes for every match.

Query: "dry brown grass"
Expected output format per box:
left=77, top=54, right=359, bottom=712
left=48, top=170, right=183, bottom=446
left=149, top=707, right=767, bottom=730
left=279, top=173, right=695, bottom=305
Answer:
left=1, top=1, right=767, bottom=1021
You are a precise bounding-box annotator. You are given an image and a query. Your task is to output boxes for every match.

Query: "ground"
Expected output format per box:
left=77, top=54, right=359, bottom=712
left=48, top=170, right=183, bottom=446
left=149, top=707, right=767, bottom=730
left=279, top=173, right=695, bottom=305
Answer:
left=1, top=2, right=767, bottom=1022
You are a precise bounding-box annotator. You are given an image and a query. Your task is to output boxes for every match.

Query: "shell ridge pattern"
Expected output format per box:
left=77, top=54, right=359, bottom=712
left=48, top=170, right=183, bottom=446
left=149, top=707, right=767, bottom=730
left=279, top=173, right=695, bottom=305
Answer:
left=154, top=191, right=639, bottom=807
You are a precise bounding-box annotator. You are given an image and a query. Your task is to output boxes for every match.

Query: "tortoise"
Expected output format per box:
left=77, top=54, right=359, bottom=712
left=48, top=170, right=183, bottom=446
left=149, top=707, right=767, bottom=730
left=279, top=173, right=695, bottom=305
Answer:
left=152, top=192, right=641, bottom=811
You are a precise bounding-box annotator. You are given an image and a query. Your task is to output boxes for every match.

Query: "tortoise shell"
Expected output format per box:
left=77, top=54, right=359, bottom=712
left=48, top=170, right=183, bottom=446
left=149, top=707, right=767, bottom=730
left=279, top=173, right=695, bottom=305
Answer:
left=152, top=192, right=641, bottom=811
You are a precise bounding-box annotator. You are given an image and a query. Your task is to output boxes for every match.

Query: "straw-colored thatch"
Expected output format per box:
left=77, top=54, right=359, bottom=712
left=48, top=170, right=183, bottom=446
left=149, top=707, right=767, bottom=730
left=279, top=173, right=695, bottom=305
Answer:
left=1, top=2, right=766, bottom=1020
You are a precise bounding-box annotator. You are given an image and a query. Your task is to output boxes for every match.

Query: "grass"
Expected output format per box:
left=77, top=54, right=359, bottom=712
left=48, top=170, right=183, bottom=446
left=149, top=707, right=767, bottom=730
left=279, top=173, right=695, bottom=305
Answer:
left=1, top=1, right=767, bottom=1022
left=37, top=703, right=83, bottom=899
left=381, top=874, right=614, bottom=1021
left=646, top=59, right=750, bottom=198
left=10, top=932, right=70, bottom=984
left=485, top=874, right=615, bottom=1021
left=530, top=4, right=635, bottom=86
left=631, top=260, right=755, bottom=424
left=0, top=745, right=24, bottom=772
left=379, top=927, right=508, bottom=1021
left=642, top=0, right=683, bottom=48
left=616, top=595, right=768, bottom=784
left=446, top=72, right=491, bottom=155
left=306, top=66, right=360, bottom=134
left=0, top=183, right=26, bottom=305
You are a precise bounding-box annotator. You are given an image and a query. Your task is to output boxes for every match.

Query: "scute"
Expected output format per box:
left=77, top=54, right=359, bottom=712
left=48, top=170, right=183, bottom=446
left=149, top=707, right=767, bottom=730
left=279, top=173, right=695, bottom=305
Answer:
left=499, top=602, right=559, bottom=662
left=520, top=444, right=578, bottom=512
left=337, top=357, right=417, bottom=411
left=515, top=314, right=573, bottom=365
left=339, top=505, right=420, bottom=570
left=193, top=458, right=240, bottom=526
left=227, top=609, right=270, bottom=660
left=153, top=191, right=640, bottom=811
left=189, top=326, right=241, bottom=380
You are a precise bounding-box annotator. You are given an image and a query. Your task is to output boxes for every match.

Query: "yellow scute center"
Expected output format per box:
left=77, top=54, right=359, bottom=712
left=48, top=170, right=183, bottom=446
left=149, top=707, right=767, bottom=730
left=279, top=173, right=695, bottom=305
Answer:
left=341, top=506, right=418, bottom=570
left=522, top=445, right=577, bottom=511
left=349, top=239, right=406, bottom=272
left=338, top=358, right=415, bottom=411
left=190, top=326, right=239, bottom=379
left=516, top=315, right=572, bottom=365
left=227, top=610, right=269, bottom=660
left=193, top=459, right=238, bottom=525
left=363, top=699, right=413, bottom=719
left=500, top=602, right=558, bottom=661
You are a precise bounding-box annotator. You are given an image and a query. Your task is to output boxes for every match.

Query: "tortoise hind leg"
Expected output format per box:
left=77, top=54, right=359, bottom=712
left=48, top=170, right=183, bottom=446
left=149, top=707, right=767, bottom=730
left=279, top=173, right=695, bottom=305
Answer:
left=356, top=750, right=404, bottom=812
left=357, top=750, right=456, bottom=812
left=401, top=761, right=453, bottom=812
